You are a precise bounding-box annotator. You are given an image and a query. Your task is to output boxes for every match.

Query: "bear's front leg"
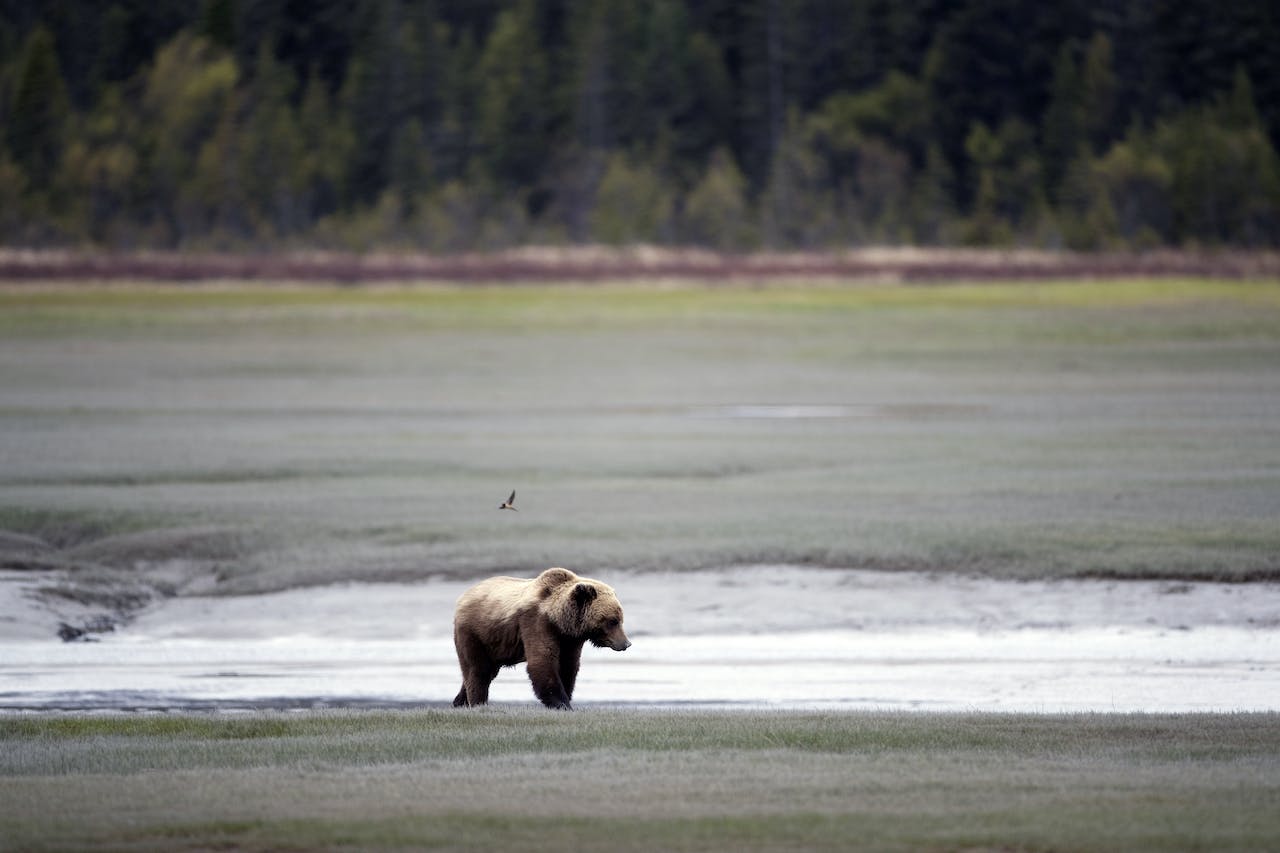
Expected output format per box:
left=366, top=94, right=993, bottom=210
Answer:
left=558, top=640, right=584, bottom=703
left=527, top=656, right=572, bottom=709
left=520, top=622, right=573, bottom=709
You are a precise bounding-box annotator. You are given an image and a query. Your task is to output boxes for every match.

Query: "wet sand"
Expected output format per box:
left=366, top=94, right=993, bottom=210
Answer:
left=3, top=567, right=1277, bottom=712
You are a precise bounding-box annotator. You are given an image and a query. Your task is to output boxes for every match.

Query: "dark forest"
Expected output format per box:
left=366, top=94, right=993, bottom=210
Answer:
left=2, top=0, right=1278, bottom=250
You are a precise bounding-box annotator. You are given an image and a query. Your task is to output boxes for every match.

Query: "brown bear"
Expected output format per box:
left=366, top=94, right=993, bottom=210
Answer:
left=452, top=567, right=631, bottom=709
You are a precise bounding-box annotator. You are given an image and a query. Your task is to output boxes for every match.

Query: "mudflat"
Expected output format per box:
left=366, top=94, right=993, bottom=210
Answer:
left=2, top=279, right=1277, bottom=601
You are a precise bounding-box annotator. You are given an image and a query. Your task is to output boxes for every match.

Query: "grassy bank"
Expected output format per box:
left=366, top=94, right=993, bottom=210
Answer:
left=2, top=709, right=1278, bottom=851
left=1, top=278, right=1278, bottom=612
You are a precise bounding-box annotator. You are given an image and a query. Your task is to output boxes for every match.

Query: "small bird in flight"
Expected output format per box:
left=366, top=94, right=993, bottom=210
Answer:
left=498, top=490, right=518, bottom=511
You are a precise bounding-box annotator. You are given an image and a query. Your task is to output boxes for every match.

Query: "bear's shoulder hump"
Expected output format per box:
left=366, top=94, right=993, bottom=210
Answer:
left=534, top=567, right=579, bottom=597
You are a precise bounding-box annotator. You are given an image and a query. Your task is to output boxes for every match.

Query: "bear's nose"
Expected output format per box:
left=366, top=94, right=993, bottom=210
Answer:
left=616, top=639, right=632, bottom=651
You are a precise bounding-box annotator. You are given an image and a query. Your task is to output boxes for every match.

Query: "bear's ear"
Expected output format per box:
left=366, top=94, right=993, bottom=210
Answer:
left=572, top=583, right=598, bottom=608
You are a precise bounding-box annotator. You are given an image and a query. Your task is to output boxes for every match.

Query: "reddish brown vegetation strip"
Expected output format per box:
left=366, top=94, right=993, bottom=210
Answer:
left=1, top=248, right=1279, bottom=284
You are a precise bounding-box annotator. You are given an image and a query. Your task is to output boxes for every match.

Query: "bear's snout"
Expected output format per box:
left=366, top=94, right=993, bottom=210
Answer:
left=611, top=636, right=632, bottom=652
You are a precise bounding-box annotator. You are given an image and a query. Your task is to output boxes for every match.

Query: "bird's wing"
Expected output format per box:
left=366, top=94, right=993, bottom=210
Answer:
left=508, top=490, right=516, bottom=504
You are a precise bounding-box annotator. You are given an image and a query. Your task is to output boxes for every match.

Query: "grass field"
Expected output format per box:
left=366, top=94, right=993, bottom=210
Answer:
left=2, top=278, right=1279, bottom=619
left=2, top=279, right=1279, bottom=849
left=2, top=709, right=1278, bottom=851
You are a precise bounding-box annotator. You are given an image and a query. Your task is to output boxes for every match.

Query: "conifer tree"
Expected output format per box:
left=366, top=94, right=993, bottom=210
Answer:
left=476, top=0, right=551, bottom=188
left=1080, top=32, right=1117, bottom=152
left=1041, top=42, right=1085, bottom=200
left=7, top=26, right=69, bottom=189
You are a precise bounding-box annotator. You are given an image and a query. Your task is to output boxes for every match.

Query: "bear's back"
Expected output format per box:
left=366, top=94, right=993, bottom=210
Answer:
left=455, top=575, right=534, bottom=624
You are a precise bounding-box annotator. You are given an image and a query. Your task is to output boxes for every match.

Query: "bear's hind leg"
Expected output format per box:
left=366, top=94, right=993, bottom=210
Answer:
left=454, top=627, right=500, bottom=707
left=462, top=665, right=498, bottom=706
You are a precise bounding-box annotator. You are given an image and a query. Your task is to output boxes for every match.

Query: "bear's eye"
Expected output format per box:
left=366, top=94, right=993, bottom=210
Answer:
left=606, top=618, right=620, bottom=629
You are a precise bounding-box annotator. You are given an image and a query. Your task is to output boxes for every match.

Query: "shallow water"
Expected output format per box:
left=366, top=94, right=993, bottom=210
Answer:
left=3, top=567, right=1278, bottom=713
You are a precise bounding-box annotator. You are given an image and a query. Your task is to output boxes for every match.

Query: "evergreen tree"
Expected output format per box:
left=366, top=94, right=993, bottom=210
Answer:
left=850, top=138, right=912, bottom=242
left=200, top=0, right=235, bottom=50
left=680, top=147, right=755, bottom=248
left=1224, top=65, right=1264, bottom=131
left=6, top=26, right=69, bottom=189
left=1041, top=42, right=1085, bottom=200
left=1071, top=126, right=1172, bottom=248
left=808, top=71, right=929, bottom=166
left=297, top=67, right=354, bottom=221
left=962, top=121, right=1008, bottom=244
left=568, top=1, right=614, bottom=154
left=389, top=118, right=433, bottom=214
left=57, top=85, right=141, bottom=242
left=733, top=0, right=806, bottom=193
left=343, top=2, right=406, bottom=205
left=238, top=41, right=306, bottom=237
left=804, top=73, right=925, bottom=243
left=761, top=111, right=837, bottom=247
left=589, top=150, right=675, bottom=244
left=0, top=149, right=29, bottom=236
left=186, top=93, right=245, bottom=241
left=909, top=142, right=956, bottom=245
left=139, top=32, right=237, bottom=243
left=636, top=2, right=734, bottom=180
left=1154, top=70, right=1280, bottom=245
left=1080, top=31, right=1117, bottom=152
left=476, top=0, right=552, bottom=189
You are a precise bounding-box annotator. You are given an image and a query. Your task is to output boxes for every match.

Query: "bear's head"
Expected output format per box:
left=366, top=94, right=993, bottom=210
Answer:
left=538, top=568, right=631, bottom=651
left=570, top=581, right=631, bottom=651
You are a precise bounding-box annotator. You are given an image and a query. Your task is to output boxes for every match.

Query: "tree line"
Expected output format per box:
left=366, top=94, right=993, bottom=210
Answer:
left=2, top=0, right=1279, bottom=251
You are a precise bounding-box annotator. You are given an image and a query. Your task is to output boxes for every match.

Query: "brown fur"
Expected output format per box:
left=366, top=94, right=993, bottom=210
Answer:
left=452, top=567, right=631, bottom=710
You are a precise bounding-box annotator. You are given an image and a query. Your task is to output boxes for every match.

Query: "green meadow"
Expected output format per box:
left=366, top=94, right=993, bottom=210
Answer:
left=1, top=278, right=1278, bottom=602
left=2, top=710, right=1278, bottom=851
